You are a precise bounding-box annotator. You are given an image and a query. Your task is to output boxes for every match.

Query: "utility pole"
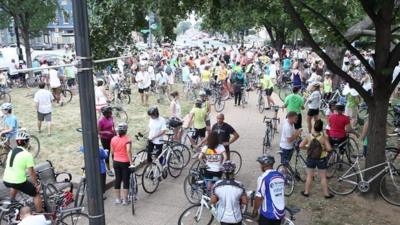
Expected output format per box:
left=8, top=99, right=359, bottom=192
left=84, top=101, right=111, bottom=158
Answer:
left=71, top=0, right=105, bottom=224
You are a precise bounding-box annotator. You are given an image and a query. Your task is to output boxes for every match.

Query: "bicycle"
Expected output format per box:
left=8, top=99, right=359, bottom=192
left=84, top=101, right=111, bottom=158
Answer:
left=128, top=165, right=138, bottom=215
left=262, top=109, right=280, bottom=154
left=110, top=83, right=131, bottom=105
left=256, top=86, right=265, bottom=113
left=0, top=129, right=40, bottom=168
left=240, top=87, right=250, bottom=108
left=141, top=143, right=184, bottom=193
left=74, top=167, right=86, bottom=208
left=276, top=139, right=308, bottom=196
left=326, top=134, right=360, bottom=176
left=328, top=150, right=400, bottom=206
left=59, top=80, right=73, bottom=105
left=0, top=87, right=11, bottom=104
left=108, top=102, right=128, bottom=124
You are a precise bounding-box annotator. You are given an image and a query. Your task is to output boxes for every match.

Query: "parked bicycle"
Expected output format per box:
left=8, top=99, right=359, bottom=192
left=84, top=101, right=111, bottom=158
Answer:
left=262, top=107, right=281, bottom=154
left=0, top=87, right=11, bottom=104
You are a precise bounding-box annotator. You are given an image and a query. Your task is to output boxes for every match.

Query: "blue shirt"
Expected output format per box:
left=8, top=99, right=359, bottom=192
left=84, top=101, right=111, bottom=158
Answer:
left=79, top=146, right=108, bottom=174
left=182, top=66, right=190, bottom=82
left=3, top=114, right=18, bottom=139
left=256, top=170, right=285, bottom=220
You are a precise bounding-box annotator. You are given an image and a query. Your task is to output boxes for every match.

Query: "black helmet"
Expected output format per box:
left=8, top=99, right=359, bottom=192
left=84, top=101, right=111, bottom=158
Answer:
left=195, top=99, right=203, bottom=108
left=101, top=106, right=112, bottom=116
left=147, top=106, right=159, bottom=117
left=222, top=161, right=236, bottom=174
left=256, top=154, right=275, bottom=165
left=117, top=122, right=128, bottom=134
left=335, top=102, right=345, bottom=111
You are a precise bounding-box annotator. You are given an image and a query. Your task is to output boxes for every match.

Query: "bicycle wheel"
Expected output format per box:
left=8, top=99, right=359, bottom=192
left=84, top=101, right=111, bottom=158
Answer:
left=294, top=154, right=307, bottom=182
left=0, top=152, right=8, bottom=168
left=278, top=85, right=291, bottom=102
left=129, top=173, right=138, bottom=215
left=229, top=150, right=242, bottom=175
left=62, top=89, right=73, bottom=104
left=209, top=90, right=217, bottom=105
left=168, top=149, right=184, bottom=178
left=328, top=162, right=358, bottom=195
left=27, top=134, right=40, bottom=158
left=0, top=93, right=11, bottom=104
left=262, top=129, right=271, bottom=155
left=178, top=204, right=214, bottom=225
left=380, top=171, right=400, bottom=206
left=119, top=93, right=131, bottom=104
left=346, top=137, right=360, bottom=163
left=58, top=212, right=89, bottom=225
left=258, top=95, right=265, bottom=113
left=142, top=162, right=160, bottom=194
left=326, top=150, right=339, bottom=178
left=74, top=178, right=86, bottom=207
left=276, top=164, right=295, bottom=196
left=214, top=98, right=225, bottom=112
left=281, top=217, right=295, bottom=225
left=133, top=149, right=148, bottom=177
left=112, top=107, right=128, bottom=124
left=173, top=143, right=191, bottom=168
left=183, top=174, right=204, bottom=204
left=189, top=159, right=202, bottom=171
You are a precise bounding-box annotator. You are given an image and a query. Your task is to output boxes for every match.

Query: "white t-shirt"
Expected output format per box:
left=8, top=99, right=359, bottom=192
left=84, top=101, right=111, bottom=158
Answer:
left=280, top=119, right=295, bottom=149
left=136, top=71, right=151, bottom=89
left=18, top=215, right=48, bottom=225
left=40, top=64, right=49, bottom=75
left=214, top=180, right=245, bottom=223
left=148, top=66, right=155, bottom=81
left=49, top=69, right=61, bottom=88
left=156, top=72, right=169, bottom=86
left=34, top=89, right=54, bottom=113
left=307, top=91, right=321, bottom=109
left=148, top=117, right=167, bottom=145
left=201, top=144, right=225, bottom=172
left=109, top=73, right=120, bottom=88
left=269, top=64, right=277, bottom=80
left=170, top=101, right=181, bottom=119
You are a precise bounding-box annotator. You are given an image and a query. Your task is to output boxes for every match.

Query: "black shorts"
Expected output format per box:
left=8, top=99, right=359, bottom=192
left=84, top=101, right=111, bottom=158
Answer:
left=258, top=215, right=282, bottom=225
left=204, top=170, right=223, bottom=180
left=306, top=157, right=328, bottom=169
left=193, top=128, right=206, bottom=140
left=265, top=88, right=273, bottom=96
left=3, top=181, right=37, bottom=197
left=37, top=112, right=52, bottom=122
left=67, top=78, right=76, bottom=87
left=307, top=109, right=319, bottom=117
left=294, top=113, right=302, bottom=129
left=138, top=87, right=149, bottom=93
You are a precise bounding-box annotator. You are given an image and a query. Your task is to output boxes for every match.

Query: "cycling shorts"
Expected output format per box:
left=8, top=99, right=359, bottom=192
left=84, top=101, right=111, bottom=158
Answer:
left=3, top=181, right=37, bottom=197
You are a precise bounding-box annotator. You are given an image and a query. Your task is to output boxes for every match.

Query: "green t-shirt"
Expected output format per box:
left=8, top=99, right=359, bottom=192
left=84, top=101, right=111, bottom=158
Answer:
left=64, top=66, right=75, bottom=79
left=284, top=94, right=304, bottom=113
left=191, top=107, right=207, bottom=129
left=3, top=147, right=34, bottom=184
left=346, top=94, right=359, bottom=108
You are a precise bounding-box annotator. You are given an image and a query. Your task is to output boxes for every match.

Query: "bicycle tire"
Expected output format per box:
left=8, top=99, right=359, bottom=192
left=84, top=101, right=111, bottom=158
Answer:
left=189, top=159, right=202, bottom=171
left=119, top=93, right=131, bottom=105
left=129, top=173, right=138, bottom=215
left=112, top=107, right=128, bottom=124
left=28, top=134, right=40, bottom=158
left=141, top=162, right=160, bottom=194
left=0, top=93, right=11, bottom=104
left=133, top=149, right=148, bottom=177
left=177, top=204, right=214, bottom=225
left=346, top=137, right=360, bottom=163
left=74, top=178, right=86, bottom=207
left=172, top=143, right=191, bottom=168
left=26, top=77, right=38, bottom=88
left=214, top=98, right=225, bottom=112
left=294, top=154, right=307, bottom=182
left=278, top=85, right=291, bottom=102
left=262, top=129, right=270, bottom=155
left=328, top=162, right=358, bottom=195
left=57, top=211, right=89, bottom=225
left=385, top=147, right=400, bottom=163
left=61, top=89, right=73, bottom=104
left=258, top=95, right=265, bottom=113
left=183, top=175, right=204, bottom=204
left=380, top=171, right=400, bottom=206
left=0, top=152, right=8, bottom=168
left=276, top=164, right=295, bottom=196
left=230, top=150, right=242, bottom=175
left=326, top=150, right=339, bottom=179
left=168, top=149, right=184, bottom=178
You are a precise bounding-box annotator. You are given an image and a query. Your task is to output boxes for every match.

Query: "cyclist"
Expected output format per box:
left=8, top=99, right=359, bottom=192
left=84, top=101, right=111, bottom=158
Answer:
left=279, top=112, right=302, bottom=167
left=34, top=82, right=54, bottom=136
left=199, top=90, right=212, bottom=133
left=136, top=65, right=151, bottom=106
left=98, top=106, right=116, bottom=176
left=231, top=70, right=247, bottom=107
left=253, top=155, right=285, bottom=225
left=0, top=103, right=18, bottom=148
left=299, top=119, right=334, bottom=199
left=305, top=82, right=322, bottom=133
left=283, top=87, right=304, bottom=130
left=147, top=106, right=167, bottom=162
left=3, top=132, right=43, bottom=212
left=327, top=102, right=353, bottom=146
left=170, top=91, right=182, bottom=141
left=111, top=122, right=133, bottom=205
left=260, top=71, right=275, bottom=110
left=210, top=161, right=248, bottom=225
left=209, top=113, right=240, bottom=160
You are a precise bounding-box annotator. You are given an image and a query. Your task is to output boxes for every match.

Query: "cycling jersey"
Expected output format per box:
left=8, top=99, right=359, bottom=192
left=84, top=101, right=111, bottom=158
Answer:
left=213, top=179, right=246, bottom=224
left=201, top=144, right=225, bottom=172
left=256, top=169, right=285, bottom=220
left=3, top=147, right=34, bottom=184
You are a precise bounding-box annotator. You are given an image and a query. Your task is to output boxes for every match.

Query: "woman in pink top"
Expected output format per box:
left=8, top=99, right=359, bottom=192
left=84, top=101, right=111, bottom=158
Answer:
left=98, top=106, right=116, bottom=176
left=110, top=122, right=132, bottom=205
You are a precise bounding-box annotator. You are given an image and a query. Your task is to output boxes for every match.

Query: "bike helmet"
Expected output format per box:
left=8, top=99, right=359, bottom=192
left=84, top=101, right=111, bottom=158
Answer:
left=1, top=103, right=12, bottom=110
left=222, top=161, right=236, bottom=174
left=147, top=106, right=159, bottom=117
left=101, top=106, right=113, bottom=116
left=256, top=154, right=275, bottom=165
left=199, top=90, right=206, bottom=97
left=116, top=122, right=128, bottom=133
left=203, top=88, right=211, bottom=96
left=335, top=102, right=345, bottom=111
left=16, top=131, right=30, bottom=141
left=195, top=98, right=203, bottom=108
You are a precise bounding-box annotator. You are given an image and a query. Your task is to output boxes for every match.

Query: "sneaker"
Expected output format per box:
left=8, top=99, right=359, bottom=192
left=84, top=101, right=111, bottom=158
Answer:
left=115, top=198, right=122, bottom=205
left=107, top=170, right=115, bottom=177
left=122, top=199, right=129, bottom=205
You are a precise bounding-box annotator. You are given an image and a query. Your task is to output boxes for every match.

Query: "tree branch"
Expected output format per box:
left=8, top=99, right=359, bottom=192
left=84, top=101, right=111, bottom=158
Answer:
left=359, top=0, right=378, bottom=23
left=282, top=0, right=372, bottom=103
left=344, top=16, right=373, bottom=41
left=298, top=0, right=376, bottom=78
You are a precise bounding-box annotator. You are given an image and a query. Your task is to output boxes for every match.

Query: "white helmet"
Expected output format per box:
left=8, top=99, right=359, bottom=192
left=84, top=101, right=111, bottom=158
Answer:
left=1, top=103, right=13, bottom=110
left=16, top=131, right=30, bottom=141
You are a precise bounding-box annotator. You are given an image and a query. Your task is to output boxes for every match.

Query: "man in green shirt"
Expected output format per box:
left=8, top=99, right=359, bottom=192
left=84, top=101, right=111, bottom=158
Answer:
left=188, top=99, right=207, bottom=147
left=3, top=132, right=43, bottom=212
left=284, top=87, right=304, bottom=129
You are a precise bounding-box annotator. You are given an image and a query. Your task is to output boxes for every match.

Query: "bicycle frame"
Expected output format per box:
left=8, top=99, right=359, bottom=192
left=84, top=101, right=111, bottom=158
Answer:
left=195, top=195, right=213, bottom=222
left=339, top=157, right=394, bottom=186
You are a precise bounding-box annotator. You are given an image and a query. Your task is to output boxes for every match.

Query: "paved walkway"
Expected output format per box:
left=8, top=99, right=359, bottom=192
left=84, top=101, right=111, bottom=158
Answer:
left=101, top=92, right=310, bottom=225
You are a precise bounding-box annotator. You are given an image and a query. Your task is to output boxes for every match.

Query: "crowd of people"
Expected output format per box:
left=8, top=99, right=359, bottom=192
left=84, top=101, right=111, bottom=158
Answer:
left=1, top=41, right=398, bottom=225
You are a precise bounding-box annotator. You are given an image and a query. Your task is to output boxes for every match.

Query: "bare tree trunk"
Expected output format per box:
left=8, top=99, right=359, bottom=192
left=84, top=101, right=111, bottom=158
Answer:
left=325, top=46, right=346, bottom=90
left=20, top=21, right=33, bottom=78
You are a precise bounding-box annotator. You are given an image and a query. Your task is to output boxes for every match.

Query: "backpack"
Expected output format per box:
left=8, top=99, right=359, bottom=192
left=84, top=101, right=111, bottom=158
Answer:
left=307, top=134, right=323, bottom=160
